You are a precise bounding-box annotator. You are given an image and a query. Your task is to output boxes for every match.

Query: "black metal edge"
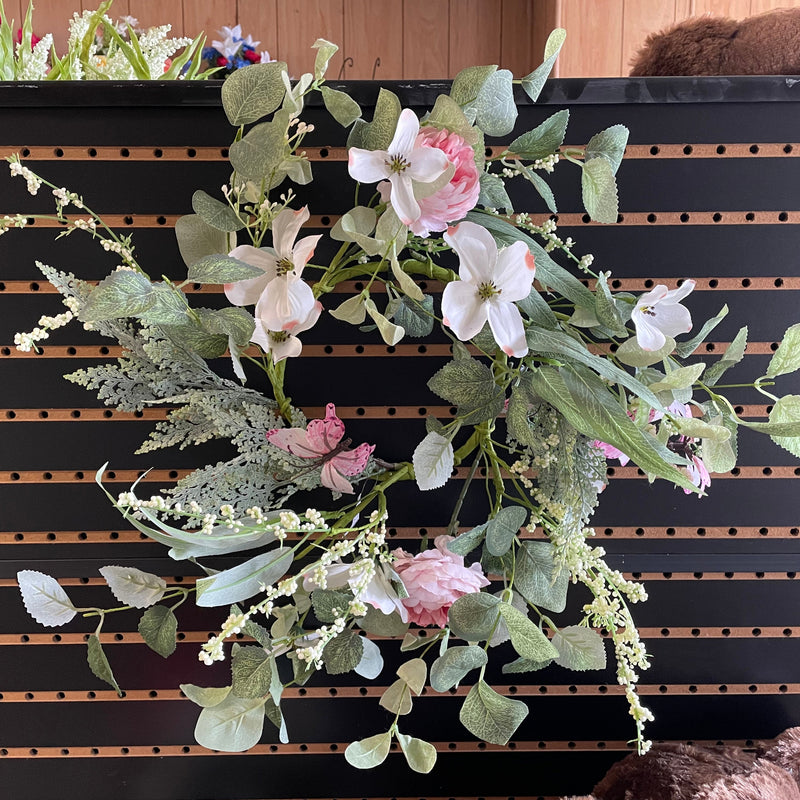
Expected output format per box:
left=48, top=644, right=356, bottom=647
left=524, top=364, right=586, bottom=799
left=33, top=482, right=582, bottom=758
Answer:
left=1, top=76, right=800, bottom=108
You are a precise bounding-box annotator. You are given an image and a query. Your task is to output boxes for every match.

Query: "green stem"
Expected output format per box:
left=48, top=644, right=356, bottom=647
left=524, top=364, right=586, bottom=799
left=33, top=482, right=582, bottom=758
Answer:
left=447, top=450, right=483, bottom=537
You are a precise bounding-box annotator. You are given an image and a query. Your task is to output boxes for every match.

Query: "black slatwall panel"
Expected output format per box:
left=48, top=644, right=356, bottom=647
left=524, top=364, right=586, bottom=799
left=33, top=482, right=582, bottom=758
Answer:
left=1, top=77, right=799, bottom=799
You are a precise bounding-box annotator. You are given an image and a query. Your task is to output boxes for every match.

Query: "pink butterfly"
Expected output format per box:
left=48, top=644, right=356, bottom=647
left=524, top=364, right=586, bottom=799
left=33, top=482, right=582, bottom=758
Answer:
left=266, top=403, right=375, bottom=494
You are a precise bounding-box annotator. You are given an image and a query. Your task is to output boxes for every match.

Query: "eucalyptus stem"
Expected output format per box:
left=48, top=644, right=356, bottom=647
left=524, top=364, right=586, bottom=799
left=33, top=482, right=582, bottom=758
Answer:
left=447, top=450, right=483, bottom=537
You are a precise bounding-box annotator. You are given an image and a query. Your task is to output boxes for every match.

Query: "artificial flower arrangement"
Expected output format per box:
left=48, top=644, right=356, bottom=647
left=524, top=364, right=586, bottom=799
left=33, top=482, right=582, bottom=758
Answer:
left=202, top=24, right=273, bottom=75
left=0, top=0, right=210, bottom=80
left=10, top=34, right=800, bottom=774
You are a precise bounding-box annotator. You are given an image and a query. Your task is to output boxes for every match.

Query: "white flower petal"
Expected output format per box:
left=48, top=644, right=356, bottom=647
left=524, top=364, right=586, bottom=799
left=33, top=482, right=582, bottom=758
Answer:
left=487, top=301, right=528, bottom=357
left=348, top=147, right=390, bottom=184
left=268, top=333, right=302, bottom=363
left=406, top=146, right=450, bottom=183
left=290, top=234, right=322, bottom=279
left=651, top=302, right=692, bottom=337
left=632, top=312, right=667, bottom=351
left=441, top=281, right=488, bottom=341
left=271, top=207, right=310, bottom=260
left=224, top=273, right=270, bottom=307
left=388, top=173, right=420, bottom=225
left=388, top=108, right=420, bottom=157
left=443, top=222, right=497, bottom=284
left=493, top=241, right=536, bottom=302
left=258, top=278, right=316, bottom=331
left=636, top=285, right=670, bottom=308
left=662, top=279, right=696, bottom=304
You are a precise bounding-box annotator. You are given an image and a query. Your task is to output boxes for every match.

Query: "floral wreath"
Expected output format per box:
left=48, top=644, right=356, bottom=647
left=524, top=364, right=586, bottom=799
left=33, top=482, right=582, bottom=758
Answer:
left=12, top=35, right=800, bottom=774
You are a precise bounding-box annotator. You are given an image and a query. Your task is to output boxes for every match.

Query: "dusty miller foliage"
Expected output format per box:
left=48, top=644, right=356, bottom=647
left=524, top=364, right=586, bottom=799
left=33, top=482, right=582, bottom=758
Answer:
left=39, top=263, right=303, bottom=514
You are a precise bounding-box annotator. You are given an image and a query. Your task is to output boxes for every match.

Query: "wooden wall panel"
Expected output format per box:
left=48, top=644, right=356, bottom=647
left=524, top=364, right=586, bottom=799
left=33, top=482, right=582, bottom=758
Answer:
left=559, top=0, right=624, bottom=76
left=127, top=0, right=184, bottom=36
left=235, top=0, right=277, bottom=62
left=500, top=0, right=535, bottom=76
left=343, top=0, right=403, bottom=79
left=532, top=0, right=560, bottom=76
left=621, top=0, right=682, bottom=75
left=181, top=0, right=235, bottom=45
left=448, top=0, right=502, bottom=75
left=402, top=0, right=449, bottom=78
left=276, top=0, right=344, bottom=78
left=694, top=0, right=751, bottom=16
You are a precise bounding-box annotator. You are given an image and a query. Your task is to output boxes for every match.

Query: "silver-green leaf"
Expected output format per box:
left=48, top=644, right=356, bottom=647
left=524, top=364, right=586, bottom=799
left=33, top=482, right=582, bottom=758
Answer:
left=138, top=605, right=177, bottom=658
left=87, top=634, right=122, bottom=696
left=17, top=570, right=76, bottom=627
left=459, top=679, right=529, bottom=745
left=552, top=625, right=607, bottom=671
left=221, top=61, right=288, bottom=125
left=430, top=645, right=488, bottom=692
left=194, top=694, right=266, bottom=751
left=100, top=565, right=166, bottom=608
left=581, top=157, right=618, bottom=224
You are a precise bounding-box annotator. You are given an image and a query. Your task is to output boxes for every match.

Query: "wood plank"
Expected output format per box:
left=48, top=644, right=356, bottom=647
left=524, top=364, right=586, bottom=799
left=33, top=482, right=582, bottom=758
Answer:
left=500, top=0, right=535, bottom=76
left=750, top=0, right=800, bottom=14
left=276, top=0, right=343, bottom=78
left=622, top=0, right=680, bottom=76
left=236, top=0, right=278, bottom=63
left=402, top=0, right=449, bottom=78
left=559, top=0, right=623, bottom=76
left=343, top=0, right=403, bottom=78
left=127, top=0, right=183, bottom=36
left=182, top=0, right=236, bottom=42
left=449, top=0, right=502, bottom=76
left=26, top=0, right=74, bottom=52
left=675, top=0, right=695, bottom=19
left=693, top=0, right=750, bottom=18
left=531, top=0, right=560, bottom=76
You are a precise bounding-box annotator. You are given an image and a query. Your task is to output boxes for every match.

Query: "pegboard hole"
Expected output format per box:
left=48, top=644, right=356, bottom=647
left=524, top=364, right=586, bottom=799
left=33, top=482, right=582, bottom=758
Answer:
left=691, top=628, right=700, bottom=637
left=775, top=278, right=785, bottom=287
left=120, top=148, right=130, bottom=158
left=153, top=149, right=163, bottom=158
left=752, top=628, right=762, bottom=636
left=650, top=145, right=660, bottom=155
left=722, top=628, right=731, bottom=636
left=679, top=213, right=690, bottom=223
left=749, top=144, right=759, bottom=154
left=745, top=212, right=756, bottom=221
left=779, top=212, right=789, bottom=222
left=716, top=145, right=726, bottom=155
left=785, top=144, right=794, bottom=154
left=719, top=685, right=728, bottom=693
left=712, top=213, right=722, bottom=223
left=683, top=145, right=693, bottom=155
left=186, top=148, right=197, bottom=158
left=647, top=213, right=657, bottom=223
left=123, top=216, right=134, bottom=226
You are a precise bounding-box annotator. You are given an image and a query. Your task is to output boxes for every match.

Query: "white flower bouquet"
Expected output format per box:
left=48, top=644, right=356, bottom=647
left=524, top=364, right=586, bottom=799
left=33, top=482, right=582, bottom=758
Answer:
left=12, top=35, right=800, bottom=773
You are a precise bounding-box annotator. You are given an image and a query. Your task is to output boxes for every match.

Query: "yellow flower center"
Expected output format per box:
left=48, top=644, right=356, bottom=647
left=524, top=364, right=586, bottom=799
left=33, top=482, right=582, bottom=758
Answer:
left=269, top=330, right=289, bottom=343
left=387, top=154, right=410, bottom=174
left=276, top=257, right=294, bottom=277
left=477, top=281, right=500, bottom=301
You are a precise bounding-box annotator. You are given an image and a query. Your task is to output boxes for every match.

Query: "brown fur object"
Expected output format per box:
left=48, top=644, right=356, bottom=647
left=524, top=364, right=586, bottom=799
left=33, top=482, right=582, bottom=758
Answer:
left=629, top=8, right=800, bottom=76
left=561, top=728, right=800, bottom=800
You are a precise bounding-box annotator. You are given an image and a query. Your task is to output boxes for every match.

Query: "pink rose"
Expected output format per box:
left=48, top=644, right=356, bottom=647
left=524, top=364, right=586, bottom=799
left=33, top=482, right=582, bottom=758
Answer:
left=392, top=535, right=490, bottom=628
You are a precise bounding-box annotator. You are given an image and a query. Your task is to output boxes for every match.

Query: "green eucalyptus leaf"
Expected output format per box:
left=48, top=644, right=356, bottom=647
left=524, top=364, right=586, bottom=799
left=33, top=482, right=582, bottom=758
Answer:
left=180, top=684, right=232, bottom=708
left=478, top=171, right=513, bottom=211
left=515, top=541, right=569, bottom=612
left=450, top=64, right=497, bottom=120
left=187, top=254, right=263, bottom=286
left=499, top=602, right=559, bottom=661
left=137, top=605, right=177, bottom=658
left=447, top=521, right=489, bottom=557
left=552, top=625, right=606, bottom=670
left=649, top=363, right=706, bottom=392
left=344, top=731, right=392, bottom=769
left=175, top=214, right=229, bottom=269
left=194, top=694, right=265, bottom=751
left=430, top=645, right=488, bottom=692
left=767, top=323, right=800, bottom=378
left=356, top=605, right=409, bottom=638
left=221, top=60, right=288, bottom=125
left=192, top=190, right=245, bottom=232
left=360, top=87, right=402, bottom=151
left=501, top=656, right=553, bottom=674
left=486, top=505, right=528, bottom=556
left=354, top=635, right=384, bottom=679
left=323, top=629, right=364, bottom=675
left=87, top=634, right=122, bottom=696
left=229, top=110, right=290, bottom=183
left=312, top=38, right=338, bottom=79
left=427, top=358, right=505, bottom=425
left=137, top=284, right=190, bottom=326
left=520, top=28, right=566, bottom=102
left=397, top=658, right=427, bottom=695
left=509, top=109, right=569, bottom=161
left=392, top=294, right=434, bottom=337
left=231, top=644, right=272, bottom=698
left=616, top=335, right=676, bottom=367
left=321, top=84, right=361, bottom=126
left=474, top=68, right=517, bottom=136
left=447, top=592, right=501, bottom=641
left=459, top=679, right=529, bottom=745
left=581, top=157, right=618, bottom=224
left=672, top=416, right=731, bottom=442
left=396, top=732, right=437, bottom=774
left=702, top=412, right=738, bottom=473
left=515, top=160, right=557, bottom=213
left=100, top=565, right=166, bottom=608
left=769, top=395, right=800, bottom=457
left=82, top=270, right=154, bottom=322
left=379, top=677, right=413, bottom=715
left=200, top=306, right=255, bottom=348
left=585, top=124, right=629, bottom=175
left=594, top=271, right=626, bottom=335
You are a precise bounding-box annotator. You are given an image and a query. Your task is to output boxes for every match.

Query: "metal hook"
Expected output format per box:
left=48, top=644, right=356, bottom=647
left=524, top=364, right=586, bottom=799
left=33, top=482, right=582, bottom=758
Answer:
left=337, top=57, right=353, bottom=79
left=371, top=57, right=381, bottom=80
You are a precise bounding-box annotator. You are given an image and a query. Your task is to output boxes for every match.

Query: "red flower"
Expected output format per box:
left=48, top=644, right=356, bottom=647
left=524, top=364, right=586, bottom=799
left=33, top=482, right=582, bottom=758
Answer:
left=243, top=49, right=261, bottom=63
left=216, top=56, right=228, bottom=67
left=14, top=27, right=41, bottom=47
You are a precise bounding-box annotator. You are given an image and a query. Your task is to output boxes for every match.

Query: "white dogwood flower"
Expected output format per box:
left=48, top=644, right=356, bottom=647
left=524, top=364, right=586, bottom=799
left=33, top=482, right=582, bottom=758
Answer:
left=631, top=280, right=696, bottom=351
left=441, top=221, right=536, bottom=358
left=224, top=206, right=321, bottom=331
left=347, top=108, right=449, bottom=226
left=251, top=301, right=322, bottom=364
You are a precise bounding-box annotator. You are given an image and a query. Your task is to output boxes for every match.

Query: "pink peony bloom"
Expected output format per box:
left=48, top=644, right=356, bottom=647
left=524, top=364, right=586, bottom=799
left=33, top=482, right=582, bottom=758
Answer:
left=593, top=440, right=630, bottom=466
left=392, top=535, right=490, bottom=628
left=407, top=127, right=480, bottom=237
